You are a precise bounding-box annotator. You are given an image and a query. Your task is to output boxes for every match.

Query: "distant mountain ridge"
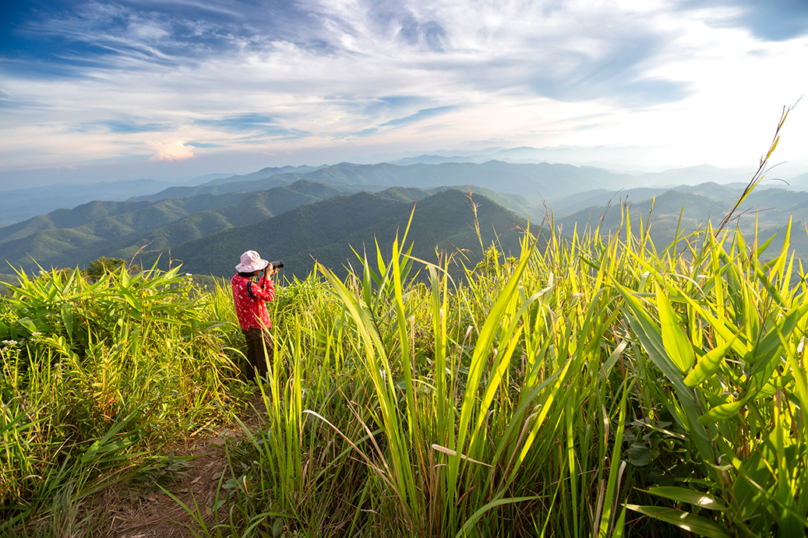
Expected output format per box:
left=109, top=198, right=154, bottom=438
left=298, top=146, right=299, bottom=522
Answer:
left=202, top=165, right=322, bottom=186
left=0, top=178, right=547, bottom=274
left=130, top=160, right=631, bottom=204
left=3, top=159, right=797, bottom=227
left=4, top=157, right=808, bottom=277
left=0, top=179, right=180, bottom=225
left=129, top=165, right=323, bottom=202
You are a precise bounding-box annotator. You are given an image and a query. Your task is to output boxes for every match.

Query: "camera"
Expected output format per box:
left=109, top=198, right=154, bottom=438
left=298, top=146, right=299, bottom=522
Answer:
left=269, top=261, right=284, bottom=270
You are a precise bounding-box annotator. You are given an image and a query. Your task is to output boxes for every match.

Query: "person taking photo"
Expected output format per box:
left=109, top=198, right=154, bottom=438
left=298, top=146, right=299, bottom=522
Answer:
left=231, top=250, right=278, bottom=381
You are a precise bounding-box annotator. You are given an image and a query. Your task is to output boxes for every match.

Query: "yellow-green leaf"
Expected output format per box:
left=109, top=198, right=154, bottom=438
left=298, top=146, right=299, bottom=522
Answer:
left=656, top=282, right=694, bottom=373
left=697, top=390, right=755, bottom=426
left=684, top=334, right=738, bottom=387
left=626, top=505, right=729, bottom=538
left=644, top=486, right=727, bottom=511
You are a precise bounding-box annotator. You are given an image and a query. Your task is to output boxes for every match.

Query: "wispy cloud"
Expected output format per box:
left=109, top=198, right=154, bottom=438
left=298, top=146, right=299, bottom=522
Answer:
left=196, top=114, right=311, bottom=139
left=0, top=0, right=806, bottom=181
left=186, top=141, right=225, bottom=148
left=676, top=0, right=808, bottom=41
left=101, top=120, right=170, bottom=134
left=380, top=106, right=458, bottom=127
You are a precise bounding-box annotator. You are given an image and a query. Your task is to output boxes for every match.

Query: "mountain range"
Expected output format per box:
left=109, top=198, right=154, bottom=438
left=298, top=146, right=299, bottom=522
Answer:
left=0, top=166, right=317, bottom=225
left=2, top=158, right=808, bottom=287
left=0, top=178, right=546, bottom=275
left=128, top=160, right=630, bottom=204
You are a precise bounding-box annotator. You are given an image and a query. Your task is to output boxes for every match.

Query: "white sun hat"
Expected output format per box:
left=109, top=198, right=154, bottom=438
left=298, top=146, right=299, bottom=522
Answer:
left=236, top=250, right=270, bottom=273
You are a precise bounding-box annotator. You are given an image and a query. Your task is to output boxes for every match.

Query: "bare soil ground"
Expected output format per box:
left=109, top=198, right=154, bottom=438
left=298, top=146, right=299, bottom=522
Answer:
left=89, top=395, right=268, bottom=538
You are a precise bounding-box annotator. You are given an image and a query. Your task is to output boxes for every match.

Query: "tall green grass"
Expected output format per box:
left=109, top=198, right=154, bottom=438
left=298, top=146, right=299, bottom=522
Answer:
left=4, top=217, right=806, bottom=537
left=0, top=265, right=245, bottom=532
left=213, top=201, right=808, bottom=536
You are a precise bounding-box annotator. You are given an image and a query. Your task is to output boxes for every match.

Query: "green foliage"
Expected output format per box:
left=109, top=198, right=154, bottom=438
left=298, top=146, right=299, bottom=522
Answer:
left=473, top=244, right=517, bottom=275
left=0, top=264, right=244, bottom=532
left=6, top=209, right=808, bottom=536
left=83, top=256, right=140, bottom=281
left=210, top=202, right=808, bottom=537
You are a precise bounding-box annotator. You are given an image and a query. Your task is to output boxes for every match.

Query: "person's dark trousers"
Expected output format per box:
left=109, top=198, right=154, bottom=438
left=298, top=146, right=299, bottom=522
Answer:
left=242, top=327, right=272, bottom=381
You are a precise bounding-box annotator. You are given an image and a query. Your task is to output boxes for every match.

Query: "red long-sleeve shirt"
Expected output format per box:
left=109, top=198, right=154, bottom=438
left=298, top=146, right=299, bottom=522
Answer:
left=231, top=274, right=275, bottom=330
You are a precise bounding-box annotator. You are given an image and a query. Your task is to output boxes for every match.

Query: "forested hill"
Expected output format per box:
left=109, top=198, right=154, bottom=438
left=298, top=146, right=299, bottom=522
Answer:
left=141, top=189, right=537, bottom=280
left=0, top=180, right=347, bottom=274
left=109, top=181, right=348, bottom=261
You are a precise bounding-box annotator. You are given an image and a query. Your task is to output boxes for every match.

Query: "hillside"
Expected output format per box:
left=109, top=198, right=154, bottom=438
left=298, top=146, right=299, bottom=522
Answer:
left=0, top=178, right=184, bottom=225
left=1, top=178, right=550, bottom=275
left=111, top=180, right=350, bottom=260
left=0, top=193, right=249, bottom=246
left=429, top=185, right=545, bottom=222
left=143, top=189, right=536, bottom=280
left=0, top=180, right=348, bottom=273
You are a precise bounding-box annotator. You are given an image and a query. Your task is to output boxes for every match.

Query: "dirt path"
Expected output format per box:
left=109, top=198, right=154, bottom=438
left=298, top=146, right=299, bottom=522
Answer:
left=93, top=395, right=268, bottom=538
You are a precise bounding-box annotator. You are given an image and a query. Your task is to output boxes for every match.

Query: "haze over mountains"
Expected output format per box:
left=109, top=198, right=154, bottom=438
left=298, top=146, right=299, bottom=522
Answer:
left=5, top=152, right=794, bottom=226
left=128, top=160, right=626, bottom=205
left=1, top=155, right=807, bottom=285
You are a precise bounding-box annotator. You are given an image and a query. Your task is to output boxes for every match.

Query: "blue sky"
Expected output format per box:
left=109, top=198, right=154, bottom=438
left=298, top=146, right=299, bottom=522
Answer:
left=1, top=0, right=807, bottom=187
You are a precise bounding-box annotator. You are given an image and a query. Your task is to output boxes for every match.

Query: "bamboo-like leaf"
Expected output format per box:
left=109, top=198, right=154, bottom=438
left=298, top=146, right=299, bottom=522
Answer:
left=598, top=379, right=630, bottom=537
left=600, top=340, right=627, bottom=381
left=17, top=317, right=38, bottom=334
left=684, top=334, right=738, bottom=387
left=81, top=409, right=141, bottom=464
left=455, top=496, right=539, bottom=538
left=614, top=282, right=689, bottom=394
left=625, top=505, right=730, bottom=538
left=655, top=282, right=694, bottom=373
left=643, top=486, right=727, bottom=510
left=697, top=390, right=755, bottom=426
left=61, top=302, right=74, bottom=339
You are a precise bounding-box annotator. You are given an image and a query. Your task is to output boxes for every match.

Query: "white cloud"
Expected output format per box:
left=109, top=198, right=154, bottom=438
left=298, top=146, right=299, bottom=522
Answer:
left=0, top=0, right=806, bottom=183
left=150, top=141, right=195, bottom=162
